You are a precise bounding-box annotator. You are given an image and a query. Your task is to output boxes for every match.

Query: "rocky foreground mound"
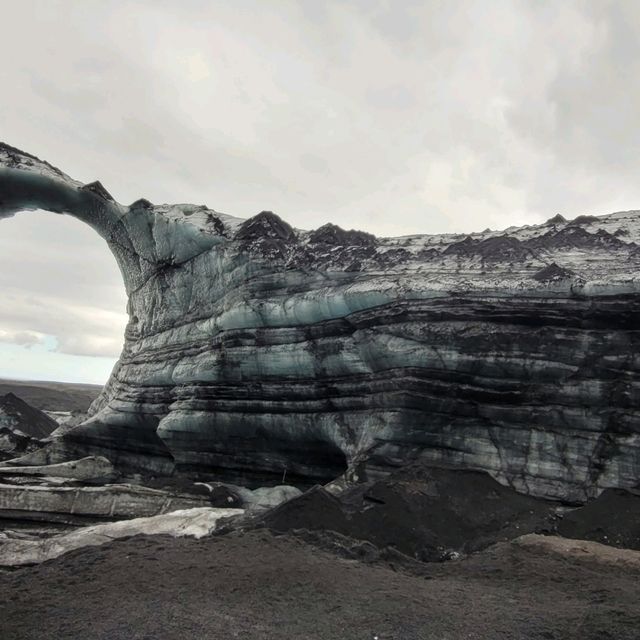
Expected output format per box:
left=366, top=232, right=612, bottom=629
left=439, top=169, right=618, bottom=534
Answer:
left=1, top=457, right=638, bottom=638
left=2, top=528, right=639, bottom=640
left=2, top=459, right=637, bottom=568
left=253, top=462, right=640, bottom=560
left=2, top=143, right=640, bottom=501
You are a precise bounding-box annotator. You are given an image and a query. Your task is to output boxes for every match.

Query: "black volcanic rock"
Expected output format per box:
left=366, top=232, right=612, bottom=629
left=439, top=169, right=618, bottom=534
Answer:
left=0, top=393, right=57, bottom=461
left=442, top=235, right=474, bottom=255
left=308, top=223, right=376, bottom=247
left=206, top=213, right=226, bottom=235
left=526, top=225, right=627, bottom=251
left=81, top=181, right=114, bottom=202
left=546, top=213, right=567, bottom=224
left=289, top=223, right=378, bottom=271
left=442, top=235, right=530, bottom=262
left=237, top=211, right=296, bottom=243
left=532, top=262, right=575, bottom=282
left=0, top=393, right=58, bottom=439
left=569, top=214, right=600, bottom=225
left=236, top=211, right=298, bottom=262
left=474, top=235, right=530, bottom=261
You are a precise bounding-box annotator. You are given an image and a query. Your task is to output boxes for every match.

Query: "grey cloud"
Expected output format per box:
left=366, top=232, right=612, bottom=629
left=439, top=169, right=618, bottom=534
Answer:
left=298, top=154, right=331, bottom=176
left=3, top=1, right=639, bottom=233
left=365, top=85, right=416, bottom=111
left=2, top=0, right=640, bottom=380
left=0, top=330, right=44, bottom=348
left=0, top=290, right=126, bottom=358
left=0, top=212, right=127, bottom=359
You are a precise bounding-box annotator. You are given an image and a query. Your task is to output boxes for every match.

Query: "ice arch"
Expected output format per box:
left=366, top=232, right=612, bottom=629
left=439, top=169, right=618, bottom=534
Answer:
left=0, top=144, right=225, bottom=476
left=0, top=143, right=350, bottom=483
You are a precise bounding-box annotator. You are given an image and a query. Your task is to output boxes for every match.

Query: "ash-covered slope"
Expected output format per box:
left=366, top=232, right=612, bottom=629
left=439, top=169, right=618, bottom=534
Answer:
left=0, top=393, right=58, bottom=461
left=0, top=393, right=58, bottom=440
left=1, top=142, right=639, bottom=500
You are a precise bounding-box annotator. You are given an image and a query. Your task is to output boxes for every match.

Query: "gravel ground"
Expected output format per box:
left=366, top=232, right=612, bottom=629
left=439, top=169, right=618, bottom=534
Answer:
left=2, top=529, right=639, bottom=640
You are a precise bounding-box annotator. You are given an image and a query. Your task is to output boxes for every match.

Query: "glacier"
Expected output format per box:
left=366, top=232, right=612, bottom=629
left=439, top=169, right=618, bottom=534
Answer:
left=1, top=142, right=639, bottom=501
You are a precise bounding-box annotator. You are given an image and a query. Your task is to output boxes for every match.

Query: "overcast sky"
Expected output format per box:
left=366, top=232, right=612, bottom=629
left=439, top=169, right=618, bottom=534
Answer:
left=1, top=0, right=640, bottom=384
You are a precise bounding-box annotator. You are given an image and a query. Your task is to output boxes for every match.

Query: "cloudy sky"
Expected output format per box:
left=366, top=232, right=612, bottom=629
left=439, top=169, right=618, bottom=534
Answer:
left=1, top=0, right=639, bottom=384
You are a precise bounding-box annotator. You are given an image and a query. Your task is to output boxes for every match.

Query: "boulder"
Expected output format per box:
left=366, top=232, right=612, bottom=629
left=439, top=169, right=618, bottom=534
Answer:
left=195, top=482, right=302, bottom=510
left=248, top=485, right=303, bottom=510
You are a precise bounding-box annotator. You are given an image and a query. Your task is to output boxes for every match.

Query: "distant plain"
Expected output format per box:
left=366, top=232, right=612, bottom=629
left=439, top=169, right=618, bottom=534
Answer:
left=0, top=378, right=101, bottom=412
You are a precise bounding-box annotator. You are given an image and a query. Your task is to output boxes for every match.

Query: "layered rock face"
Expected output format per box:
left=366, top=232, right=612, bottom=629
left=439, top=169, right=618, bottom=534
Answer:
left=1, top=142, right=639, bottom=500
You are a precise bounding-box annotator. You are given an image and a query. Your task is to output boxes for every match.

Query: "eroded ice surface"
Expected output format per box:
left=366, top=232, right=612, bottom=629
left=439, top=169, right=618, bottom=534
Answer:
left=2, top=142, right=640, bottom=501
